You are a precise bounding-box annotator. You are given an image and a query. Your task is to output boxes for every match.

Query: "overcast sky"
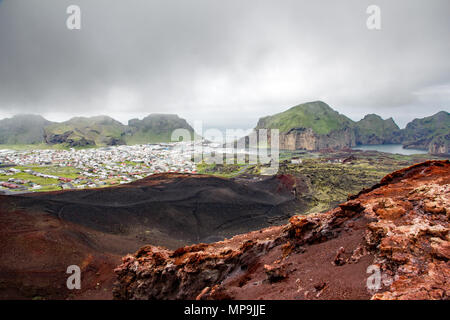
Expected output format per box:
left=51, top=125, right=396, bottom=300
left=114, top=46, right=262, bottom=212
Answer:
left=0, top=0, right=449, bottom=130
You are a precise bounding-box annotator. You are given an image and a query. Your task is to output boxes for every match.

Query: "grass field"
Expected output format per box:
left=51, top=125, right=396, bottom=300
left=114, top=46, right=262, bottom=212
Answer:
left=197, top=150, right=448, bottom=214
left=0, top=144, right=69, bottom=151
left=0, top=165, right=81, bottom=192
left=0, top=144, right=98, bottom=151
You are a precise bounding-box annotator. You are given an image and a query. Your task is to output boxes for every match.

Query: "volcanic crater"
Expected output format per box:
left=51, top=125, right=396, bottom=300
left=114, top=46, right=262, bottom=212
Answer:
left=0, top=173, right=305, bottom=299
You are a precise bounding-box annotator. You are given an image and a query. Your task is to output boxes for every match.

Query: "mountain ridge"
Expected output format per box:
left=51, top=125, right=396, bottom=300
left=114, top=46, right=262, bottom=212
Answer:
left=0, top=104, right=448, bottom=153
left=0, top=113, right=195, bottom=147
left=251, top=101, right=449, bottom=154
left=44, top=115, right=127, bottom=147
left=354, top=114, right=402, bottom=145
left=125, top=113, right=195, bottom=145
left=402, top=111, right=449, bottom=153
left=256, top=101, right=355, bottom=135
left=0, top=114, right=54, bottom=145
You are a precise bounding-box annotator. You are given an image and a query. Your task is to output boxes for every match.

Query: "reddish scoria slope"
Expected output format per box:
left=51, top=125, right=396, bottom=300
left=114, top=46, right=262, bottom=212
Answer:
left=0, top=172, right=302, bottom=299
left=113, top=160, right=449, bottom=300
left=0, top=202, right=123, bottom=300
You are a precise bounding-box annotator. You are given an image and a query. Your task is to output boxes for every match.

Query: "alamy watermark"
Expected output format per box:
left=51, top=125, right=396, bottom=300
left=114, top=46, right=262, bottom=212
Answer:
left=65, top=4, right=381, bottom=31
left=366, top=5, right=381, bottom=30
left=66, top=265, right=81, bottom=290
left=66, top=5, right=81, bottom=30
left=171, top=122, right=280, bottom=175
left=366, top=264, right=392, bottom=292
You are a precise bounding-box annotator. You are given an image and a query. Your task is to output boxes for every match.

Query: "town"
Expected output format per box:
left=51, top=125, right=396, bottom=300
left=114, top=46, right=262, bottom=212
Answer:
left=0, top=143, right=200, bottom=194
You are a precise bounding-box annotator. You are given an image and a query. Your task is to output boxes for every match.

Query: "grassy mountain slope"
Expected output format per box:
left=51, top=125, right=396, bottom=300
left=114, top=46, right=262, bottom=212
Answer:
left=255, top=101, right=354, bottom=135
left=1, top=105, right=447, bottom=152
left=355, top=114, right=402, bottom=144
left=44, top=116, right=126, bottom=147
left=402, top=111, right=450, bottom=150
left=125, top=114, right=195, bottom=144
left=0, top=115, right=53, bottom=145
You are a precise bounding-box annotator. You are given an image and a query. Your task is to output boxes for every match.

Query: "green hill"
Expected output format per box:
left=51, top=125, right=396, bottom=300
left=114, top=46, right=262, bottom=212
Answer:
left=255, top=101, right=354, bottom=135
left=1, top=105, right=447, bottom=153
left=0, top=115, right=53, bottom=145
left=44, top=116, right=126, bottom=147
left=125, top=114, right=195, bottom=144
left=428, top=133, right=449, bottom=155
left=355, top=114, right=402, bottom=144
left=2, top=114, right=195, bottom=147
left=254, top=101, right=448, bottom=153
left=402, top=111, right=450, bottom=150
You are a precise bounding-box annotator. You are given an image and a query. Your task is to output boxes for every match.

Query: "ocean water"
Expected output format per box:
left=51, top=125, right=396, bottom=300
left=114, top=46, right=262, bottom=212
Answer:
left=352, top=144, right=428, bottom=155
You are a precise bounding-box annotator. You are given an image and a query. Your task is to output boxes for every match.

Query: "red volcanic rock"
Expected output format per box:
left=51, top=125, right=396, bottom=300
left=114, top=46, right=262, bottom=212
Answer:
left=113, top=160, right=450, bottom=300
left=333, top=247, right=346, bottom=266
left=264, top=263, right=287, bottom=283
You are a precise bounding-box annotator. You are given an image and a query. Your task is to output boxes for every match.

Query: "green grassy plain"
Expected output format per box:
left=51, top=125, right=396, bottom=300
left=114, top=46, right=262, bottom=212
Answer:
left=0, top=165, right=81, bottom=192
left=0, top=144, right=69, bottom=151
left=197, top=150, right=448, bottom=214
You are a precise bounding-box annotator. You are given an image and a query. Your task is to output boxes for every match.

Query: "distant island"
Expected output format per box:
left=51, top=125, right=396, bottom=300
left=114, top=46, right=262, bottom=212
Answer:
left=250, top=101, right=449, bottom=155
left=0, top=102, right=449, bottom=154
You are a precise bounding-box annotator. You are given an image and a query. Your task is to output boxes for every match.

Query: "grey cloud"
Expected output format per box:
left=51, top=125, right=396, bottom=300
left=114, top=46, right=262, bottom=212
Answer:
left=0, top=0, right=449, bottom=129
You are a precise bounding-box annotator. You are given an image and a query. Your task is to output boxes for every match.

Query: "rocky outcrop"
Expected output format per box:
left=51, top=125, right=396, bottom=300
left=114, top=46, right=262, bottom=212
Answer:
left=277, top=127, right=356, bottom=151
left=113, top=160, right=449, bottom=300
left=239, top=126, right=355, bottom=151
left=250, top=101, right=449, bottom=154
left=44, top=130, right=96, bottom=147
left=428, top=134, right=449, bottom=155
left=402, top=111, right=450, bottom=153
left=252, top=101, right=357, bottom=151
left=1, top=107, right=447, bottom=152
left=44, top=130, right=74, bottom=145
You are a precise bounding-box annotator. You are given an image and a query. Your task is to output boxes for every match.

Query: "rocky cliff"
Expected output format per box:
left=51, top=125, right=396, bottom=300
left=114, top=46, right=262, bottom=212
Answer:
left=429, top=134, right=450, bottom=155
left=275, top=127, right=356, bottom=151
left=254, top=101, right=356, bottom=151
left=252, top=102, right=449, bottom=154
left=1, top=106, right=448, bottom=152
left=113, top=160, right=449, bottom=300
left=402, top=111, right=450, bottom=152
